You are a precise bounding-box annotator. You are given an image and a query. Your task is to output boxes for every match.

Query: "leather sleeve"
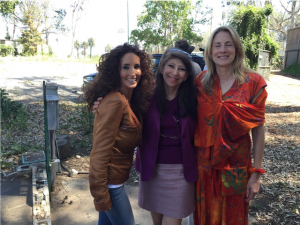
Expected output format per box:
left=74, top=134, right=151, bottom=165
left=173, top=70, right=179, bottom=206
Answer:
left=89, top=93, right=124, bottom=211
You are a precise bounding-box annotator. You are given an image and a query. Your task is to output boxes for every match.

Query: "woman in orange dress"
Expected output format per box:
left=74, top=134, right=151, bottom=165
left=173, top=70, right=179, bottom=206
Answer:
left=193, top=26, right=267, bottom=225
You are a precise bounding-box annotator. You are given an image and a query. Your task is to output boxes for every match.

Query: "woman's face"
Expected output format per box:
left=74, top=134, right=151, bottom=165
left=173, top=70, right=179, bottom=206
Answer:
left=161, top=57, right=187, bottom=90
left=211, top=31, right=236, bottom=68
left=119, top=53, right=142, bottom=91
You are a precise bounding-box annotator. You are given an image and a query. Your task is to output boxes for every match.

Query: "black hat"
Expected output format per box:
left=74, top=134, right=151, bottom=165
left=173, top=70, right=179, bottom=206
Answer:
left=187, top=46, right=195, bottom=54
left=199, top=47, right=206, bottom=51
left=175, top=40, right=195, bottom=54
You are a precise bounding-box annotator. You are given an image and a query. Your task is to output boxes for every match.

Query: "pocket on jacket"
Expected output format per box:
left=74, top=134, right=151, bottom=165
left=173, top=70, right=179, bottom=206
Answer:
left=118, top=126, right=138, bottom=137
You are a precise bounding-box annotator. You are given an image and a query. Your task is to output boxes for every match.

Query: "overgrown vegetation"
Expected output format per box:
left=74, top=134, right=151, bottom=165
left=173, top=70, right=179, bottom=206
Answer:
left=0, top=44, right=15, bottom=57
left=1, top=91, right=95, bottom=171
left=1, top=88, right=29, bottom=169
left=281, top=62, right=300, bottom=76
left=228, top=4, right=279, bottom=69
left=272, top=56, right=284, bottom=70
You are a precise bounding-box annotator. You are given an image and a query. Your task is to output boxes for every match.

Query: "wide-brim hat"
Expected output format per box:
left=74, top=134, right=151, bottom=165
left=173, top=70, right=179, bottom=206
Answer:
left=187, top=46, right=195, bottom=54
left=199, top=47, right=206, bottom=51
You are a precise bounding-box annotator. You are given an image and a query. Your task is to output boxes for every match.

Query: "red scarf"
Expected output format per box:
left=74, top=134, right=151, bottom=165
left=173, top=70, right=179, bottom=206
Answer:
left=195, top=73, right=267, bottom=172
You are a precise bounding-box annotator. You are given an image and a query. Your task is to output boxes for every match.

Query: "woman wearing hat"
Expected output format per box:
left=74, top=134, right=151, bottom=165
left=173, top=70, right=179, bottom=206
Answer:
left=175, top=40, right=202, bottom=77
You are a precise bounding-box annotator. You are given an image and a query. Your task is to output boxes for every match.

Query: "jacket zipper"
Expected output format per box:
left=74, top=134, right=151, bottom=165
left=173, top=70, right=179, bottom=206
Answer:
left=119, top=126, right=138, bottom=137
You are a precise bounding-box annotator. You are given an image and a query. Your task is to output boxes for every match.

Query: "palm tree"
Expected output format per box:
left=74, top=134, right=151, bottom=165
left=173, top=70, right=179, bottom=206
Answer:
left=81, top=41, right=89, bottom=58
left=74, top=40, right=80, bottom=58
left=88, top=37, right=95, bottom=56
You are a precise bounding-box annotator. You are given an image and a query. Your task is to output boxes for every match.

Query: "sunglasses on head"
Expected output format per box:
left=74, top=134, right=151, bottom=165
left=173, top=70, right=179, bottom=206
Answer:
left=169, top=49, right=192, bottom=59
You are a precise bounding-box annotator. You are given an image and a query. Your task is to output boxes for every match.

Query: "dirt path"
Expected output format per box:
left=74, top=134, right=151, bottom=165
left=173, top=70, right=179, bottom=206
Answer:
left=251, top=74, right=300, bottom=224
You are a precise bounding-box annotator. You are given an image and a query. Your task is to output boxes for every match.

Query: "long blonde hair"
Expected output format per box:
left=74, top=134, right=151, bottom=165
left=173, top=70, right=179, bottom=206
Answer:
left=202, top=26, right=257, bottom=94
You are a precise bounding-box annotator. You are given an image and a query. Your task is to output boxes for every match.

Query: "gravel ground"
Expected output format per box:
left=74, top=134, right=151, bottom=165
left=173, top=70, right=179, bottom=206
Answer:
left=0, top=60, right=97, bottom=103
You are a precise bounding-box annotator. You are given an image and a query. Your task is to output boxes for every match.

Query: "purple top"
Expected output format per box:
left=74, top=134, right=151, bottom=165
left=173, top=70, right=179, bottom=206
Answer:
left=156, top=97, right=183, bottom=164
left=135, top=90, right=198, bottom=183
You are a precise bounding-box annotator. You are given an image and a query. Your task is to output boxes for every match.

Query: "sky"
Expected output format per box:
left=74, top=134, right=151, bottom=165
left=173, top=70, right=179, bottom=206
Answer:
left=0, top=0, right=284, bottom=58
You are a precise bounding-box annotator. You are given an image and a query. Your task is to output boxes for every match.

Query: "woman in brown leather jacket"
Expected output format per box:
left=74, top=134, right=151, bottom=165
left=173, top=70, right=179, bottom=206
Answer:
left=84, top=43, right=155, bottom=225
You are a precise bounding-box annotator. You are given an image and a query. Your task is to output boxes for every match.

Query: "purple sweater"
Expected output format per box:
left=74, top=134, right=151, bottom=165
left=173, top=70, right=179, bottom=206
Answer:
left=156, top=96, right=183, bottom=164
left=135, top=91, right=198, bottom=183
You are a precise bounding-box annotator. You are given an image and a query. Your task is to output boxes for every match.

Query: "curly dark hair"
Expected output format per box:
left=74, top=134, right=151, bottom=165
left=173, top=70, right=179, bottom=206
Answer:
left=84, top=43, right=155, bottom=118
left=155, top=48, right=197, bottom=120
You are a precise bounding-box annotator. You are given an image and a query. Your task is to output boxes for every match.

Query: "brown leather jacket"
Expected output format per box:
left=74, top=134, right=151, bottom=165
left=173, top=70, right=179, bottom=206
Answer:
left=89, top=91, right=142, bottom=212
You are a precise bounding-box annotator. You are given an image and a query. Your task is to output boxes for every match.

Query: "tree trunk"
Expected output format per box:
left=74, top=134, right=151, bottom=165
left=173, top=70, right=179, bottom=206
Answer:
left=70, top=0, right=85, bottom=58
left=290, top=0, right=296, bottom=29
left=12, top=8, right=16, bottom=41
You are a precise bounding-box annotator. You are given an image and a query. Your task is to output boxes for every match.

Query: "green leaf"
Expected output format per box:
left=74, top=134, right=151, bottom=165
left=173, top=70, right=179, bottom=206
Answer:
left=225, top=170, right=232, bottom=175
left=229, top=180, right=237, bottom=187
left=221, top=174, right=227, bottom=182
left=223, top=181, right=231, bottom=188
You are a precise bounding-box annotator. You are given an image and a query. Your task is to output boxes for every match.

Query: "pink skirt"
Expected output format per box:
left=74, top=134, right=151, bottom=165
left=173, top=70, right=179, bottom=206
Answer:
left=138, top=164, right=195, bottom=219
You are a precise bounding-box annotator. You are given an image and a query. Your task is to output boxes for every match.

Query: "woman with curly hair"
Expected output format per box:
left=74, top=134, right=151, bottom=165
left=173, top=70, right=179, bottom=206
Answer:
left=85, top=43, right=155, bottom=225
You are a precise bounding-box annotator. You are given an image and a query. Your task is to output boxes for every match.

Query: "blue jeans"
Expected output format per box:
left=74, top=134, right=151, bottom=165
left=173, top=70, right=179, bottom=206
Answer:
left=98, top=185, right=135, bottom=225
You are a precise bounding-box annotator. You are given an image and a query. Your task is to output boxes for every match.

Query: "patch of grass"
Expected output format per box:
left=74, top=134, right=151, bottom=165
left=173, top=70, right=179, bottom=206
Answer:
left=281, top=62, right=300, bottom=76
left=1, top=158, right=14, bottom=169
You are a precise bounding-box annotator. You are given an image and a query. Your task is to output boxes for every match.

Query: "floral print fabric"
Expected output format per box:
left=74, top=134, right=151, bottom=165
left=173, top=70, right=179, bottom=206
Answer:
left=194, top=72, right=268, bottom=225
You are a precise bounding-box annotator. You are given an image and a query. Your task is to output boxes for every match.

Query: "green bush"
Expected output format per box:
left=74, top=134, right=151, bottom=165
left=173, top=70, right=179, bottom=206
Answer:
left=281, top=63, right=300, bottom=76
left=1, top=89, right=29, bottom=159
left=1, top=89, right=21, bottom=119
left=272, top=57, right=284, bottom=70
left=228, top=5, right=279, bottom=70
left=1, top=88, right=28, bottom=130
left=0, top=44, right=13, bottom=57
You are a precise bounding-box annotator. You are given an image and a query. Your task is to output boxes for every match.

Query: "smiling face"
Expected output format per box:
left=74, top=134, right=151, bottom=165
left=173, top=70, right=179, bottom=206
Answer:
left=212, top=31, right=236, bottom=69
left=119, top=53, right=142, bottom=93
left=161, top=57, right=188, bottom=91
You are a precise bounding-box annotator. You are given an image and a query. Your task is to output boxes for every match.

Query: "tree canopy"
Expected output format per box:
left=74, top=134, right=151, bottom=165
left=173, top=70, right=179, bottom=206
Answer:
left=0, top=1, right=19, bottom=18
left=130, top=0, right=209, bottom=52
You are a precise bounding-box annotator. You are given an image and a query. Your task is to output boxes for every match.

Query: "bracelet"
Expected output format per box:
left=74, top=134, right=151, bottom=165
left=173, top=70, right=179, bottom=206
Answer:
left=248, top=168, right=265, bottom=174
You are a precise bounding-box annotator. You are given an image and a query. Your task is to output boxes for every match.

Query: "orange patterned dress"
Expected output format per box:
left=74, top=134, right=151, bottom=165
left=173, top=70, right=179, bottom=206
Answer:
left=194, top=72, right=268, bottom=225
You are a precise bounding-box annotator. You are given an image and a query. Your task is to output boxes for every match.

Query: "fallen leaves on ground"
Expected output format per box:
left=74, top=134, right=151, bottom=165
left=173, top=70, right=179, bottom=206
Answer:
left=1, top=74, right=300, bottom=224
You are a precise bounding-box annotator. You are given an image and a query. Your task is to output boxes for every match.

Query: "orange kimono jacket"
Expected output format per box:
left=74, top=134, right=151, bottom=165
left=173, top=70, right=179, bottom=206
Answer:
left=194, top=72, right=267, bottom=225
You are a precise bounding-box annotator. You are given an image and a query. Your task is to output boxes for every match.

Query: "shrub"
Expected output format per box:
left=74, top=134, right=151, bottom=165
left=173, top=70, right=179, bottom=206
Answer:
left=0, top=44, right=13, bottom=57
left=281, top=63, right=300, bottom=76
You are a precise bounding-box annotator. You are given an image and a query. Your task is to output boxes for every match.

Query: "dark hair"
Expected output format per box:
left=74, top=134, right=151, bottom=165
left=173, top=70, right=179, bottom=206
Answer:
left=84, top=43, right=155, bottom=118
left=155, top=48, right=197, bottom=120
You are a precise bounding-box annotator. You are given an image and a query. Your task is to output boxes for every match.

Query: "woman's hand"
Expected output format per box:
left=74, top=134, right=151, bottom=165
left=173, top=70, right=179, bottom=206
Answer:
left=245, top=172, right=260, bottom=202
left=246, top=124, right=265, bottom=202
left=92, top=97, right=103, bottom=113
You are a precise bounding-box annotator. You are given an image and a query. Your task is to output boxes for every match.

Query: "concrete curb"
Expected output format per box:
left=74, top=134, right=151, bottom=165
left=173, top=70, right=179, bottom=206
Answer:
left=2, top=163, right=52, bottom=225
left=32, top=165, right=52, bottom=225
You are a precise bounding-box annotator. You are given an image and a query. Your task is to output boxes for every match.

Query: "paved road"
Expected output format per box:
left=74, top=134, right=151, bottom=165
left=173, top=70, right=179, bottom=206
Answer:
left=1, top=60, right=97, bottom=103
